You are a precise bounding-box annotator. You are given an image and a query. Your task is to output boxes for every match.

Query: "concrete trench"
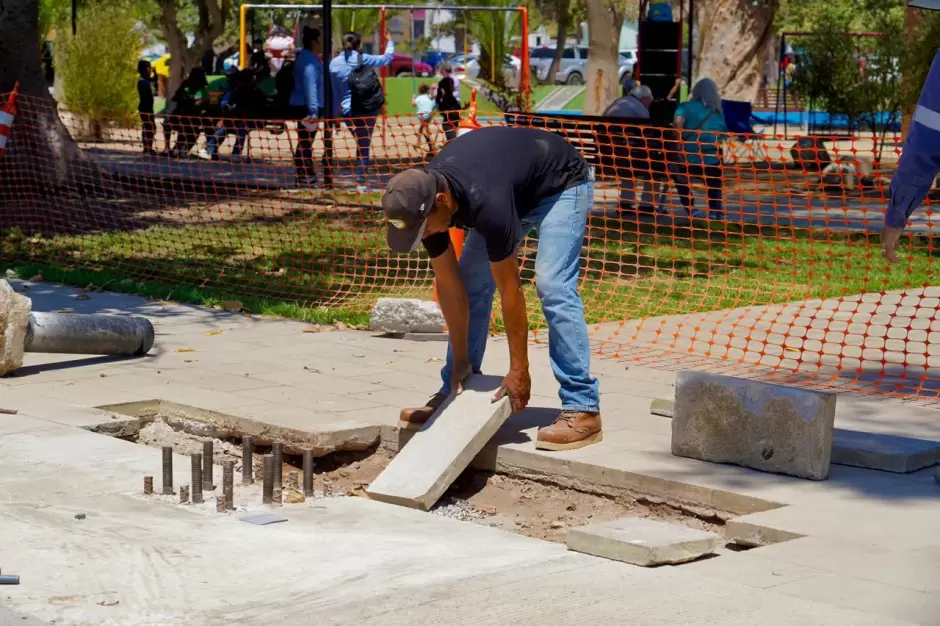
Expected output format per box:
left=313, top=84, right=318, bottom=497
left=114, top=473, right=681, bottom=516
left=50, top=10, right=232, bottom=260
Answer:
left=88, top=400, right=763, bottom=549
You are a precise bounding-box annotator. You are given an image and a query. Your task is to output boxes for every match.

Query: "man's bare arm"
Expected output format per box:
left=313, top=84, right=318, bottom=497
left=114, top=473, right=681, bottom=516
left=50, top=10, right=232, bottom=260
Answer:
left=490, top=255, right=531, bottom=411
left=430, top=243, right=470, bottom=366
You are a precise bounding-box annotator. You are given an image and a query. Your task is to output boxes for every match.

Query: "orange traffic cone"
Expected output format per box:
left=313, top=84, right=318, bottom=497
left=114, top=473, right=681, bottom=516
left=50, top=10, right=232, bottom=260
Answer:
left=0, top=82, right=19, bottom=161
left=457, top=88, right=482, bottom=138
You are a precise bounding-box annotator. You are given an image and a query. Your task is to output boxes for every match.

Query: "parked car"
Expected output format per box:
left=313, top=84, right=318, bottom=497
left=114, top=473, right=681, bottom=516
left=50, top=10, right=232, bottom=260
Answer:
left=381, top=52, right=433, bottom=78
left=421, top=50, right=454, bottom=71
left=529, top=46, right=636, bottom=86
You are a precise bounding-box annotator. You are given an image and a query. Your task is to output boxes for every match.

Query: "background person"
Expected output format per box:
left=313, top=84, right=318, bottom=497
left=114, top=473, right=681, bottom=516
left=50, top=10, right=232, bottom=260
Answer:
left=265, top=26, right=295, bottom=76
left=412, top=83, right=437, bottom=154
left=603, top=81, right=654, bottom=213
left=137, top=59, right=156, bottom=156
left=436, top=63, right=461, bottom=141
left=670, top=77, right=728, bottom=219
left=289, top=26, right=324, bottom=187
left=329, top=32, right=394, bottom=192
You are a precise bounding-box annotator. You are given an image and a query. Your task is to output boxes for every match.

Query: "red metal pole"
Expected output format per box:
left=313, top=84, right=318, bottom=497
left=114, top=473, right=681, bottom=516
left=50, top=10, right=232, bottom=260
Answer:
left=519, top=7, right=529, bottom=112
left=381, top=7, right=387, bottom=149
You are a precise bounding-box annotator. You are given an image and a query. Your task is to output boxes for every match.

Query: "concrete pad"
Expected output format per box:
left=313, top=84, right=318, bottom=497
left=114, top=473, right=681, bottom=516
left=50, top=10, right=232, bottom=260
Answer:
left=831, top=429, right=940, bottom=473
left=682, top=550, right=825, bottom=589
left=672, top=371, right=836, bottom=480
left=566, top=517, right=721, bottom=566
left=650, top=398, right=674, bottom=418
left=367, top=375, right=511, bottom=510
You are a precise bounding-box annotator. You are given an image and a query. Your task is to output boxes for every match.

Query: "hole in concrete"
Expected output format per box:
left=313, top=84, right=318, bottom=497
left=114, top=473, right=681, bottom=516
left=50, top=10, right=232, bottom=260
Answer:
left=91, top=400, right=746, bottom=547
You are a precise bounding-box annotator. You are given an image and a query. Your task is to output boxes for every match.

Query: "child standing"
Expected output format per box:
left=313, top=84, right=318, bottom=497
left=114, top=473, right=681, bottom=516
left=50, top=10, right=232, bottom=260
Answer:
left=411, top=83, right=436, bottom=154
left=137, top=60, right=155, bottom=156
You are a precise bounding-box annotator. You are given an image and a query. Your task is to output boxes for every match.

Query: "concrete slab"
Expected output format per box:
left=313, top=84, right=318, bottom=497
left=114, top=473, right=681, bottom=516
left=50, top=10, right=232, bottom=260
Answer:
left=650, top=397, right=674, bottom=418
left=672, top=371, right=836, bottom=480
left=566, top=517, right=721, bottom=566
left=831, top=429, right=940, bottom=473
left=367, top=375, right=511, bottom=510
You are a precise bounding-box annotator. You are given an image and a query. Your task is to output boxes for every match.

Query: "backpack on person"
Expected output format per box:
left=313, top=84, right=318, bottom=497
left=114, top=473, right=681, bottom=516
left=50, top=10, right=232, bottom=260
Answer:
left=348, top=53, right=385, bottom=114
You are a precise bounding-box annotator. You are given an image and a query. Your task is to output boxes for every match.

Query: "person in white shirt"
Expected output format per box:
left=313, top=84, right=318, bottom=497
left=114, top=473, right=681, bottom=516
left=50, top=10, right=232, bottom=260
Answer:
left=265, top=26, right=295, bottom=76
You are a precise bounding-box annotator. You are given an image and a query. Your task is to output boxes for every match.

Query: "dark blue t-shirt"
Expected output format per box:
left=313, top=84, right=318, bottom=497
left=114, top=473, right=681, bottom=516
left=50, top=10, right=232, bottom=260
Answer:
left=423, top=126, right=590, bottom=262
left=137, top=77, right=154, bottom=114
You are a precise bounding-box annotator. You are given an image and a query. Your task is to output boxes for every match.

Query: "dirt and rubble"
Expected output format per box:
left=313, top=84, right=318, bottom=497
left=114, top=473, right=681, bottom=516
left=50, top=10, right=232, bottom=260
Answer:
left=122, top=413, right=729, bottom=544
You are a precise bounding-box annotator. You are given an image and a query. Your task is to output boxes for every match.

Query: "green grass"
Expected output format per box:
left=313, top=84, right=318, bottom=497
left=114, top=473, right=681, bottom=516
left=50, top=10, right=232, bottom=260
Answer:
left=4, top=218, right=936, bottom=329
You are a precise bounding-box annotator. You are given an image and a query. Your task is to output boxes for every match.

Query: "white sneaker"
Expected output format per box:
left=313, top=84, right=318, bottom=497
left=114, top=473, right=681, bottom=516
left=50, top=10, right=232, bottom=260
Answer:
left=356, top=184, right=368, bottom=194
left=197, top=149, right=211, bottom=161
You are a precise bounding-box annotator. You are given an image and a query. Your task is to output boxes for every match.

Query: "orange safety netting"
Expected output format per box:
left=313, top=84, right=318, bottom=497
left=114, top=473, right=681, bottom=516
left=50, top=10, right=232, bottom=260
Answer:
left=1, top=93, right=938, bottom=400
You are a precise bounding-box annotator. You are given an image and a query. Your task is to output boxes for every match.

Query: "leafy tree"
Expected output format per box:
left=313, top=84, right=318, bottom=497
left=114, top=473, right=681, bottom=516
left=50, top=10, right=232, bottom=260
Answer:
left=54, top=1, right=143, bottom=129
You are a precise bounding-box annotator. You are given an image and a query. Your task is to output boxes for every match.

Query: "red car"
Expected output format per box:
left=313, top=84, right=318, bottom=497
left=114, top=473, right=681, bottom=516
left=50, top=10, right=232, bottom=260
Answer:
left=380, top=52, right=433, bottom=78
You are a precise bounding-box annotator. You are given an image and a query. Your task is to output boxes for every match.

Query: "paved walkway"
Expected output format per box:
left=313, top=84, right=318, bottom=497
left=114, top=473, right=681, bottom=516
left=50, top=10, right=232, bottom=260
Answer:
left=2, top=280, right=940, bottom=624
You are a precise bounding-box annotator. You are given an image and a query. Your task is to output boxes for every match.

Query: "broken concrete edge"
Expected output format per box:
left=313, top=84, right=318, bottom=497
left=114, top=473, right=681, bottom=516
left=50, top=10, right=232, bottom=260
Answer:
left=0, top=279, right=31, bottom=376
left=649, top=398, right=674, bottom=418
left=566, top=519, right=722, bottom=567
left=378, top=331, right=449, bottom=342
left=97, top=399, right=382, bottom=456
left=830, top=429, right=940, bottom=474
left=724, top=518, right=805, bottom=548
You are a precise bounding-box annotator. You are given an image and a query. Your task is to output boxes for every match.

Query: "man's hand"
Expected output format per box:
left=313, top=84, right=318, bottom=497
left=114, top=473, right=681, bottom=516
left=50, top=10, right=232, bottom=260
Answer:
left=881, top=225, right=904, bottom=264
left=452, top=359, right=473, bottom=395
left=493, top=367, right=531, bottom=413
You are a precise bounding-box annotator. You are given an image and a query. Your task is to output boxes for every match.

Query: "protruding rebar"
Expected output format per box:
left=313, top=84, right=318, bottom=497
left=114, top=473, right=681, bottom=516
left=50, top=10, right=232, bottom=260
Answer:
left=287, top=471, right=299, bottom=490
left=262, top=455, right=274, bottom=505
left=203, top=441, right=214, bottom=491
left=272, top=484, right=282, bottom=507
left=302, top=450, right=314, bottom=497
left=161, top=446, right=174, bottom=495
left=241, top=436, right=254, bottom=485
left=222, top=460, right=235, bottom=511
left=180, top=485, right=190, bottom=504
left=191, top=453, right=204, bottom=504
left=143, top=476, right=153, bottom=495
left=272, top=442, right=283, bottom=489
left=323, top=479, right=333, bottom=497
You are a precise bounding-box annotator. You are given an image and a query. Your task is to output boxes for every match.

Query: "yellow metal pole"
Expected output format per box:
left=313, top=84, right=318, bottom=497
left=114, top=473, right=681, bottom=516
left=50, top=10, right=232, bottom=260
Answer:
left=239, top=4, right=249, bottom=69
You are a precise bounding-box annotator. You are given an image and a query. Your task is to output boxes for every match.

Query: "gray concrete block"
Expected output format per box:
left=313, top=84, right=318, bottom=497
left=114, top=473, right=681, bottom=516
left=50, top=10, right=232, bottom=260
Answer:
left=672, top=372, right=836, bottom=480
left=566, top=517, right=721, bottom=566
left=0, top=279, right=31, bottom=376
left=832, top=429, right=940, bottom=474
left=370, top=298, right=445, bottom=334
left=367, top=375, right=511, bottom=511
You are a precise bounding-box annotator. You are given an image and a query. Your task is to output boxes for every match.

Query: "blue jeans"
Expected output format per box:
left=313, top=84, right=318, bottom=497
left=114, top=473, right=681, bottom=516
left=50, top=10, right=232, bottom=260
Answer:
left=438, top=181, right=601, bottom=413
left=343, top=114, right=377, bottom=181
left=206, top=123, right=248, bottom=157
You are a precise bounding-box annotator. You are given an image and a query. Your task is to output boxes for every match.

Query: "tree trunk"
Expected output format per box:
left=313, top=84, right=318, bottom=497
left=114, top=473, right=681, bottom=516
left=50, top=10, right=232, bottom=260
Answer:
left=583, top=0, right=622, bottom=115
left=0, top=0, right=93, bottom=193
left=692, top=0, right=778, bottom=102
left=159, top=0, right=226, bottom=98
left=546, top=0, right=571, bottom=84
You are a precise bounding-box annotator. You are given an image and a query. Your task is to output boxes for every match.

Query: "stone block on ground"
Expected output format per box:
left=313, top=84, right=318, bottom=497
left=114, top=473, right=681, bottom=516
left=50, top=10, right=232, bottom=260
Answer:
left=0, top=280, right=31, bottom=376
left=831, top=429, right=940, bottom=474
left=671, top=372, right=836, bottom=480
left=650, top=398, right=674, bottom=418
left=367, top=374, right=511, bottom=511
left=370, top=298, right=445, bottom=334
left=566, top=517, right=721, bottom=566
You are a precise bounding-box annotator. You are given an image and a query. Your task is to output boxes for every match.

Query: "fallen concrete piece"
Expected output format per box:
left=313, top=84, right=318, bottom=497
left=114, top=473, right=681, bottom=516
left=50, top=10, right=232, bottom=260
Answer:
left=370, top=298, right=445, bottom=334
left=0, top=279, right=31, bottom=376
left=367, top=374, right=511, bottom=511
left=832, top=429, right=940, bottom=474
left=672, top=372, right=836, bottom=480
left=650, top=398, right=674, bottom=418
left=566, top=517, right=721, bottom=567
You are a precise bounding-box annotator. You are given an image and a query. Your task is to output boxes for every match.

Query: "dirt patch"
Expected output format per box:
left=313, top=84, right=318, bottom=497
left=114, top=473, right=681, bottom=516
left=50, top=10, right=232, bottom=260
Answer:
left=117, top=413, right=732, bottom=545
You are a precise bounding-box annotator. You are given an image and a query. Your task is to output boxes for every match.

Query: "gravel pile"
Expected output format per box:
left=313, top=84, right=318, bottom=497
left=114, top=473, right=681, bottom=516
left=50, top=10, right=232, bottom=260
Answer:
left=431, top=498, right=487, bottom=522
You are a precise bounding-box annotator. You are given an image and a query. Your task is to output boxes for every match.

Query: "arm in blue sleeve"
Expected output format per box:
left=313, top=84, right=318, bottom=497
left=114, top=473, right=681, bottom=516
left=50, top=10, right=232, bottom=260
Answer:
left=886, top=140, right=940, bottom=228
left=303, top=61, right=320, bottom=117
left=362, top=41, right=395, bottom=67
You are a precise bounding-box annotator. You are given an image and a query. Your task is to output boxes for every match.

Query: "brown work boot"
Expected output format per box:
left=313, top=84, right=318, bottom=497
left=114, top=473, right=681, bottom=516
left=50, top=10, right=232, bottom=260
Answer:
left=399, top=393, right=447, bottom=430
left=535, top=411, right=603, bottom=451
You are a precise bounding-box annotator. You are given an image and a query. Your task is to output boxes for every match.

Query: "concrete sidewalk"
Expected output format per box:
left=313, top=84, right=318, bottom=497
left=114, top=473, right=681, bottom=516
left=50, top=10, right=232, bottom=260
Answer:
left=2, top=279, right=940, bottom=624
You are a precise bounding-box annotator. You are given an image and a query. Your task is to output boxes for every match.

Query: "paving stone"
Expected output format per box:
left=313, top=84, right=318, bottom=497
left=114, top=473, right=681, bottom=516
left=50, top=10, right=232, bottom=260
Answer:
left=566, top=517, right=721, bottom=566
left=831, top=428, right=940, bottom=473
left=672, top=371, right=836, bottom=480
left=370, top=298, right=445, bottom=334
left=367, top=375, right=511, bottom=511
left=649, top=398, right=674, bottom=418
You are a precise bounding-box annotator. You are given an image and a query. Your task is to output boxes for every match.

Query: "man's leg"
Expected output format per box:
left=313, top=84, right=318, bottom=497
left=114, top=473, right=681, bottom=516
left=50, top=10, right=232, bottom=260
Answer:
left=530, top=181, right=603, bottom=451
left=399, top=230, right=495, bottom=428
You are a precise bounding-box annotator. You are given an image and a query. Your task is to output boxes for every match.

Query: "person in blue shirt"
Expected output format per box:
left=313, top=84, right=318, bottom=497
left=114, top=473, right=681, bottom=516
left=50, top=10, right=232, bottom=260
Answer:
left=289, top=26, right=324, bottom=187
left=882, top=4, right=940, bottom=263
left=669, top=77, right=728, bottom=220
left=329, top=32, right=394, bottom=189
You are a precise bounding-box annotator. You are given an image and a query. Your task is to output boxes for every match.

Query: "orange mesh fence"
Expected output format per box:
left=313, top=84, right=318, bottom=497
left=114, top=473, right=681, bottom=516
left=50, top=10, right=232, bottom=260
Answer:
left=1, top=93, right=938, bottom=400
